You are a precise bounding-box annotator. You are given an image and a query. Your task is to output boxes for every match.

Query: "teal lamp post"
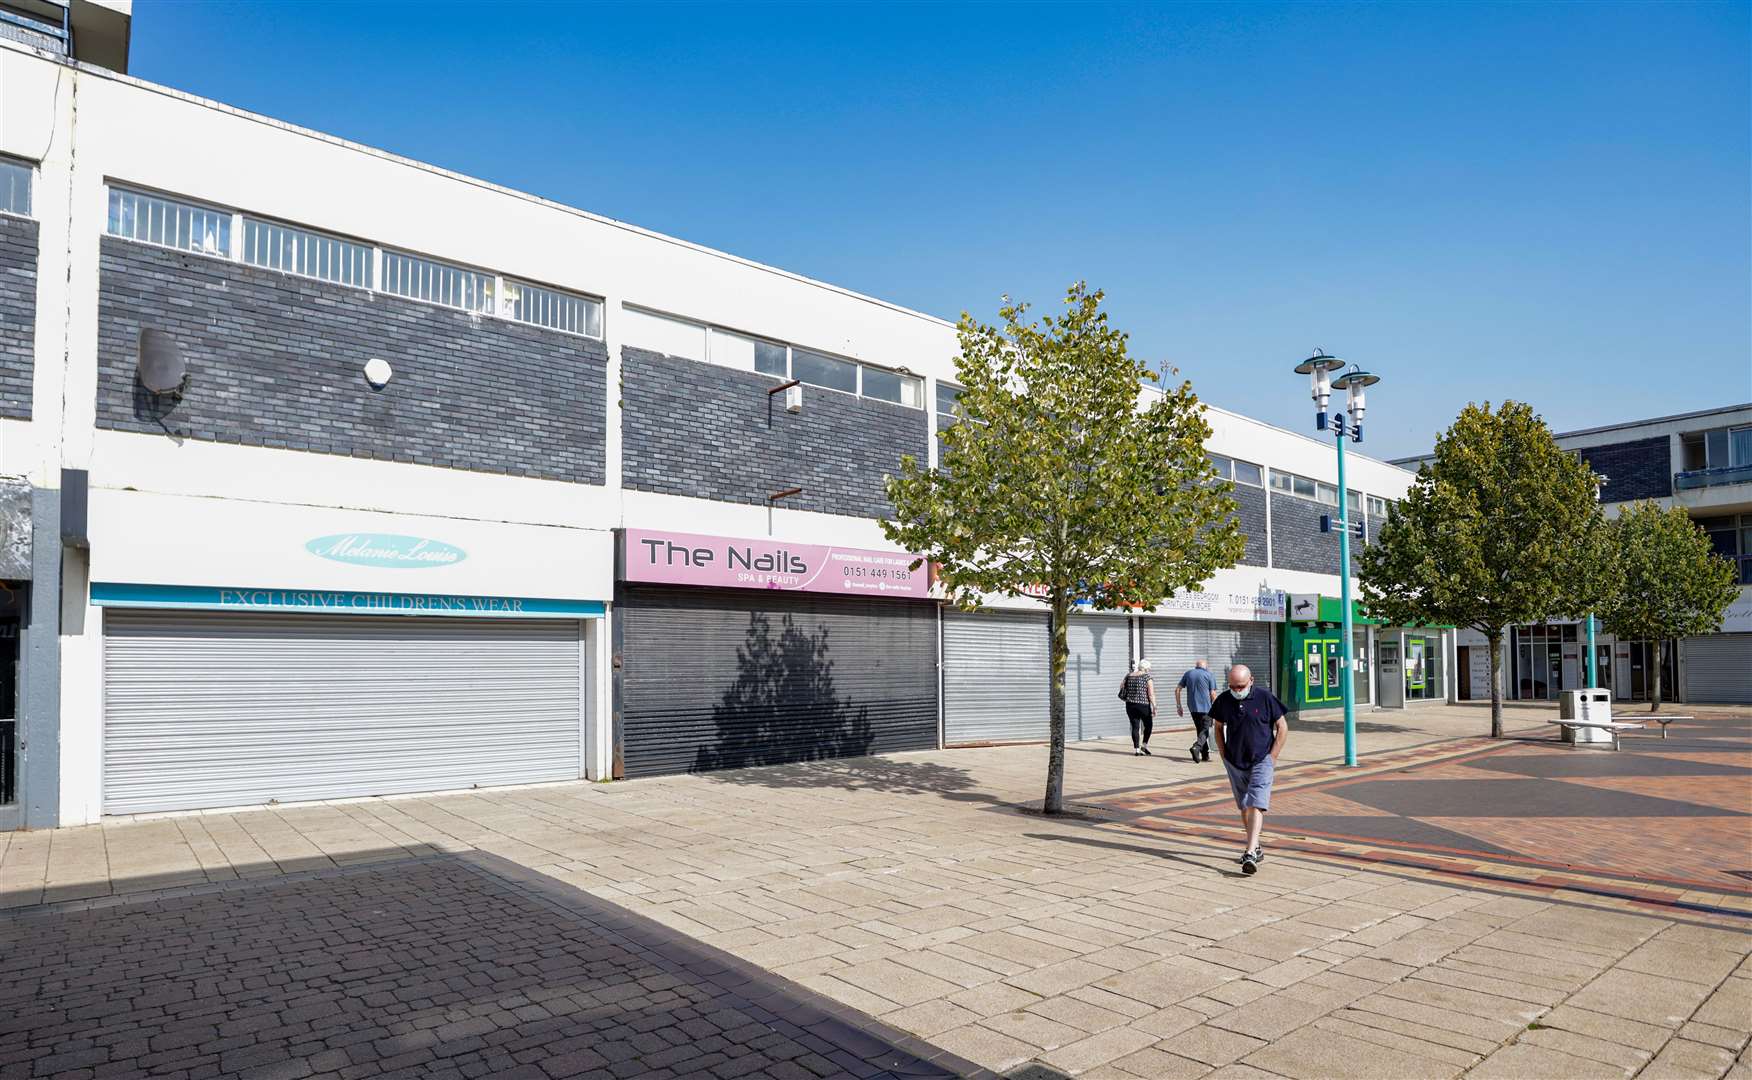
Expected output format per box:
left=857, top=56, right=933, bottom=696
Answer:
left=1294, top=351, right=1379, bottom=768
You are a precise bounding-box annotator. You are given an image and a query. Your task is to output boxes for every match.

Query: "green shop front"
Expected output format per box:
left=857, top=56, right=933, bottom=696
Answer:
left=1280, top=595, right=1452, bottom=713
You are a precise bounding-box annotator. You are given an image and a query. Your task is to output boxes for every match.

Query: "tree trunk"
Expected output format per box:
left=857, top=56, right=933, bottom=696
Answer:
left=1487, top=629, right=1504, bottom=739
left=1044, top=597, right=1069, bottom=814
left=1650, top=639, right=1663, bottom=713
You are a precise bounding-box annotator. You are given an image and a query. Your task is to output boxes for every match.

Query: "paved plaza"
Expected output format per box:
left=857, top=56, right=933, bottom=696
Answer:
left=2, top=702, right=1749, bottom=1079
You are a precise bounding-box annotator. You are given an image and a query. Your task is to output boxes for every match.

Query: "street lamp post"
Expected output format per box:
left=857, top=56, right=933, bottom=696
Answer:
left=1293, top=351, right=1379, bottom=768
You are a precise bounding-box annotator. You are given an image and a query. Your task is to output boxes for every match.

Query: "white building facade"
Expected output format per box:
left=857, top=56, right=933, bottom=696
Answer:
left=0, top=30, right=1435, bottom=828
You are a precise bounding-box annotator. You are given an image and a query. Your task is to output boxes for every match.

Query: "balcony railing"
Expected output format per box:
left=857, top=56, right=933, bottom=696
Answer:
left=0, top=4, right=69, bottom=56
left=1674, top=464, right=1752, bottom=491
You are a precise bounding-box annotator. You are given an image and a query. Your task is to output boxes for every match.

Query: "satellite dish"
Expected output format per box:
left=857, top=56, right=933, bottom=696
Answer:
left=137, top=328, right=187, bottom=395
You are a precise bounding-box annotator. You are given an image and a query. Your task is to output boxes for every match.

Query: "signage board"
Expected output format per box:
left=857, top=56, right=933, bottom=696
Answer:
left=1287, top=593, right=1319, bottom=622
left=623, top=529, right=928, bottom=599
left=1152, top=588, right=1287, bottom=623
left=90, top=582, right=603, bottom=619
left=305, top=534, right=467, bottom=569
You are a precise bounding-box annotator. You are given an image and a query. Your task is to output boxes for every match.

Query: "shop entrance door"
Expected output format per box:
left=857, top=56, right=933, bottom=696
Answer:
left=1301, top=637, right=1342, bottom=706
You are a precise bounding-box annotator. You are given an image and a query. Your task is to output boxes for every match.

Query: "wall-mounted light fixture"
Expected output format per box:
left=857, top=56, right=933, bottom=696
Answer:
left=767, top=378, right=802, bottom=426
left=363, top=357, right=394, bottom=389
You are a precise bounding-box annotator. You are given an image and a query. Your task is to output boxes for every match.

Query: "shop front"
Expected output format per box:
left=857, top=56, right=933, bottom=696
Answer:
left=1139, top=588, right=1284, bottom=695
left=616, top=528, right=937, bottom=776
left=86, top=490, right=610, bottom=815
left=1281, top=595, right=1451, bottom=712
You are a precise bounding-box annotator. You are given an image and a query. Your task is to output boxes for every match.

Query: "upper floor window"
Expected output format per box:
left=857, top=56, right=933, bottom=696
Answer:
left=624, top=309, right=923, bottom=408
left=1681, top=426, right=1752, bottom=471
left=104, top=184, right=603, bottom=339
left=108, top=188, right=230, bottom=256
left=243, top=217, right=373, bottom=288
left=502, top=278, right=603, bottom=338
left=382, top=250, right=494, bottom=314
left=1207, top=453, right=1264, bottom=487
left=1347, top=489, right=1363, bottom=514
left=936, top=381, right=963, bottom=418
left=1699, top=514, right=1752, bottom=585
left=1270, top=468, right=1342, bottom=505
left=1366, top=495, right=1390, bottom=518
left=0, top=157, right=29, bottom=216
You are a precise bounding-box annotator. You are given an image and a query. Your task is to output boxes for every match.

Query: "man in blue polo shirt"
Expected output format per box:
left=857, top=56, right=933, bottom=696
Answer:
left=1175, top=659, right=1217, bottom=764
left=1209, top=663, right=1288, bottom=875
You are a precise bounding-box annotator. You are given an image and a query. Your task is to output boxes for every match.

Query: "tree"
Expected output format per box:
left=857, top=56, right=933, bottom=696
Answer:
left=1355, top=401, right=1618, bottom=738
left=882, top=284, right=1244, bottom=814
left=1600, top=501, right=1738, bottom=712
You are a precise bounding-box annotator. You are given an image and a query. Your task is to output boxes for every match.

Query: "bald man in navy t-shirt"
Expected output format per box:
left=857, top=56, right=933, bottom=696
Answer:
left=1208, top=663, right=1289, bottom=875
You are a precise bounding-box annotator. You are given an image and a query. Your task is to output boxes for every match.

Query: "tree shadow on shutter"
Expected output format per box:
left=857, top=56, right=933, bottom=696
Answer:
left=696, top=611, right=982, bottom=797
left=694, top=611, right=875, bottom=773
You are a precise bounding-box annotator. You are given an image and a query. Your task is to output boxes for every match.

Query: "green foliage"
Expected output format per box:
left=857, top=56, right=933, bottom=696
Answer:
left=1601, top=501, right=1739, bottom=710
left=1355, top=401, right=1617, bottom=735
left=883, top=284, right=1244, bottom=612
left=882, top=284, right=1245, bottom=810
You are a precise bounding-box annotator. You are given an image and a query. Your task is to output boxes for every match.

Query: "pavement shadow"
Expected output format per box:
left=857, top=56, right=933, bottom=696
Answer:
left=702, top=752, right=988, bottom=798
left=1289, top=718, right=1413, bottom=735
left=1022, top=830, right=1249, bottom=878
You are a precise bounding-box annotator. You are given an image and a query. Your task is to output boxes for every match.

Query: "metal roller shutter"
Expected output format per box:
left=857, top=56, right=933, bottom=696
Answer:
left=1141, top=618, right=1274, bottom=693
left=943, top=610, right=1050, bottom=745
left=1067, top=615, right=1132, bottom=742
left=103, top=611, right=583, bottom=815
left=621, top=586, right=937, bottom=777
left=1682, top=634, right=1752, bottom=704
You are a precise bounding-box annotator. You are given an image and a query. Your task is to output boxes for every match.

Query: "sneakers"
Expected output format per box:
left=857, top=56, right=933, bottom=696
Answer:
left=1189, top=745, right=1201, bottom=763
left=1133, top=748, right=1143, bottom=756
left=1140, top=744, right=1152, bottom=756
left=1241, top=849, right=1259, bottom=875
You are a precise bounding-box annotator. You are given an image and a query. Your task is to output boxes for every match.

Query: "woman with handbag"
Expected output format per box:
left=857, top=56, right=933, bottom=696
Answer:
left=1117, top=659, right=1157, bottom=756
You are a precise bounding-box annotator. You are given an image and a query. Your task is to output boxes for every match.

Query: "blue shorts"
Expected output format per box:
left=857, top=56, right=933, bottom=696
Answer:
left=1223, top=756, right=1275, bottom=811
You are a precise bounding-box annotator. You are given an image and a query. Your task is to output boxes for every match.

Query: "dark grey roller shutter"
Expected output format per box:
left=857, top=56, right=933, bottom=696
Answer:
left=943, top=609, right=1050, bottom=744
left=620, top=586, right=938, bottom=777
left=1141, top=618, right=1274, bottom=693
left=103, top=611, right=583, bottom=815
left=1682, top=634, right=1752, bottom=703
left=1067, top=615, right=1132, bottom=742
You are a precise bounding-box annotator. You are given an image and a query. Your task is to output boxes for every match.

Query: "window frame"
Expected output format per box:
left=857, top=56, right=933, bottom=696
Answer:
left=1232, top=460, right=1263, bottom=487
left=0, top=156, right=31, bottom=218
left=104, top=183, right=605, bottom=340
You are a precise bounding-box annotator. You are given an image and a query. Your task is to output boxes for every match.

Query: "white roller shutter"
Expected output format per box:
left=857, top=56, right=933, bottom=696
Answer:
left=1066, top=615, right=1132, bottom=742
left=943, top=610, right=1050, bottom=744
left=1682, top=633, right=1752, bottom=704
left=1141, top=619, right=1274, bottom=693
left=103, top=611, right=583, bottom=815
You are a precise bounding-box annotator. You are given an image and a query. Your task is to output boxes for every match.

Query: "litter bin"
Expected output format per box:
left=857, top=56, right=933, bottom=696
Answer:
left=1560, top=689, right=1613, bottom=744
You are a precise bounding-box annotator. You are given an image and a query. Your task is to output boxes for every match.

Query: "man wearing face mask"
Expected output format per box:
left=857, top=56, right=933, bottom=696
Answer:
left=1208, top=664, right=1289, bottom=875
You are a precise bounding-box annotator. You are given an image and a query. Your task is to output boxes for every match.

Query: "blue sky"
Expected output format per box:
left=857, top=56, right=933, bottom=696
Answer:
left=132, top=1, right=1750, bottom=459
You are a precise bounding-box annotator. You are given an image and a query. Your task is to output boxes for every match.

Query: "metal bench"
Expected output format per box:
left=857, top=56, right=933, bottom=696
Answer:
left=1638, top=714, right=1693, bottom=739
left=1549, top=718, right=1644, bottom=751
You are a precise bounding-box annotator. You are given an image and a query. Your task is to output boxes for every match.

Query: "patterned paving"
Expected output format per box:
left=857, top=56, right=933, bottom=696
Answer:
left=0, top=853, right=988, bottom=1080
left=1089, top=714, right=1752, bottom=909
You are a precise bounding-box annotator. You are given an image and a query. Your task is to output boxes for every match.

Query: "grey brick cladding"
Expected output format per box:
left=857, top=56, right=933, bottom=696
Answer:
left=1577, top=436, right=1672, bottom=503
left=621, top=346, right=930, bottom=519
left=0, top=215, right=38, bottom=420
left=1269, top=492, right=1342, bottom=575
left=1233, top=484, right=1267, bottom=567
left=94, top=237, right=607, bottom=483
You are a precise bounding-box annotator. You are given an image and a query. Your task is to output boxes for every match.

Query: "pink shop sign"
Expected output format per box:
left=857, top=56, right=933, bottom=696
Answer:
left=623, top=529, right=930, bottom=599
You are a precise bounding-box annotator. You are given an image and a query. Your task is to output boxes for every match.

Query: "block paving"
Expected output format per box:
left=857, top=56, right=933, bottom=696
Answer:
left=1, top=702, right=1748, bottom=1079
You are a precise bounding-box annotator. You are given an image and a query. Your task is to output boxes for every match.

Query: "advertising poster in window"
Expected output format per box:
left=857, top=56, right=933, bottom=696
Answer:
left=1407, top=638, right=1427, bottom=690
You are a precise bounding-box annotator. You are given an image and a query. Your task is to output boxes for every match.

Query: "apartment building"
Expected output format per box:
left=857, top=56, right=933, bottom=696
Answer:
left=0, top=14, right=1437, bottom=828
left=1395, top=404, right=1752, bottom=706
